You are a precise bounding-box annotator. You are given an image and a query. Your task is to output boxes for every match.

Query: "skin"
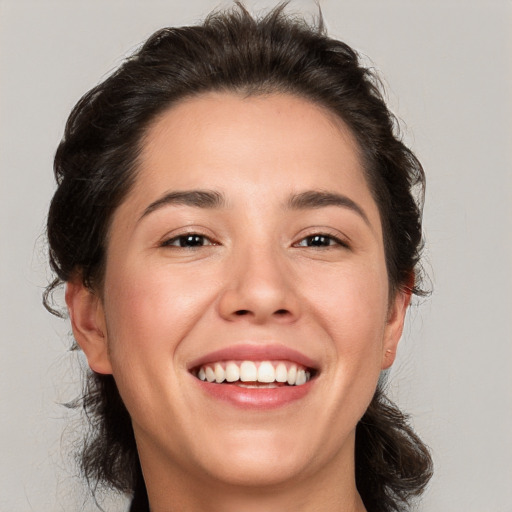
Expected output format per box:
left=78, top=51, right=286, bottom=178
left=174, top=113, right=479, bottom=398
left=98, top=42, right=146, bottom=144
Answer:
left=66, top=92, right=411, bottom=512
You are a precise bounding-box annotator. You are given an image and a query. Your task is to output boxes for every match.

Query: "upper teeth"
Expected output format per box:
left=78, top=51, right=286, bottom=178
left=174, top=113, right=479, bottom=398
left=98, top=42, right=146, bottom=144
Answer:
left=196, top=361, right=311, bottom=386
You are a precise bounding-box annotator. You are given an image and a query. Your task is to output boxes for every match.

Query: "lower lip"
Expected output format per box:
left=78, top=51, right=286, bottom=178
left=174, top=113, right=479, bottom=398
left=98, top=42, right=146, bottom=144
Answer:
left=194, top=378, right=315, bottom=409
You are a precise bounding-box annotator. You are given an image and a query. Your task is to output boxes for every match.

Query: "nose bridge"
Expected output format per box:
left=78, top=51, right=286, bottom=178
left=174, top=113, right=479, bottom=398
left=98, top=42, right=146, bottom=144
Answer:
left=218, top=234, right=299, bottom=323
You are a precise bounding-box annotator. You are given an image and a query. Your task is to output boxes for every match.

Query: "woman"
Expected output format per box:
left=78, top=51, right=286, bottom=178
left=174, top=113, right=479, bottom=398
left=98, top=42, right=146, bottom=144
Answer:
left=45, top=4, right=432, bottom=511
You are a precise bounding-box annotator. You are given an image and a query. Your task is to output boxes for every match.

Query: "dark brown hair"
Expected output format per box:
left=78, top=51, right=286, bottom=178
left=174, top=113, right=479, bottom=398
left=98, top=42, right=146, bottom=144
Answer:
left=45, top=4, right=432, bottom=511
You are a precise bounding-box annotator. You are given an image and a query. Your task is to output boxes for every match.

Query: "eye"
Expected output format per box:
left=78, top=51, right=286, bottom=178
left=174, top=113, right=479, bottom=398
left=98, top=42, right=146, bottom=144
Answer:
left=161, top=233, right=216, bottom=248
left=295, top=234, right=348, bottom=248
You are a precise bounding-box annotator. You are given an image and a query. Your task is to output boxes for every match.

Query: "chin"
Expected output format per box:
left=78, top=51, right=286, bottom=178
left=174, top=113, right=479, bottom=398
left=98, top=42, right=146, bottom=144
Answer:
left=202, top=449, right=309, bottom=488
left=185, top=423, right=335, bottom=489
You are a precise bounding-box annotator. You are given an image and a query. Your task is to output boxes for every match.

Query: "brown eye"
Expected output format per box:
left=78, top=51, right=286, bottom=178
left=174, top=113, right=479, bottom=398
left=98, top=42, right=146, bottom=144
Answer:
left=162, top=234, right=214, bottom=248
left=305, top=235, right=334, bottom=247
left=296, top=234, right=345, bottom=248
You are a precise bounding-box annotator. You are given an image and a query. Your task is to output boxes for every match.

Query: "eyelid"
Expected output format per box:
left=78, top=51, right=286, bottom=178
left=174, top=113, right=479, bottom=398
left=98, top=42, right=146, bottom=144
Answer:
left=293, top=228, right=351, bottom=249
left=159, top=227, right=219, bottom=248
left=161, top=235, right=216, bottom=248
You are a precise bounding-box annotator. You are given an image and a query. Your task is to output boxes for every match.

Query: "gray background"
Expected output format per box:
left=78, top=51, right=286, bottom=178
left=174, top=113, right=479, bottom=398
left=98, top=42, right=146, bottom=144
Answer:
left=1, top=0, right=511, bottom=510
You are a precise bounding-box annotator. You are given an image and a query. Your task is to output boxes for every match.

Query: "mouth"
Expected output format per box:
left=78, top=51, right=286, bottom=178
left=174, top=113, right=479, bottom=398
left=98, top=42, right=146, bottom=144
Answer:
left=192, top=360, right=317, bottom=388
left=187, top=345, right=319, bottom=408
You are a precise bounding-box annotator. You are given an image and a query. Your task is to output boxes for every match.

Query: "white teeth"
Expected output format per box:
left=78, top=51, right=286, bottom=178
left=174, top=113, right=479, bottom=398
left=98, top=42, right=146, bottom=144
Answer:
left=257, top=361, right=276, bottom=383
left=205, top=366, right=215, bottom=383
left=240, top=361, right=258, bottom=382
left=296, top=369, right=307, bottom=386
left=196, top=360, right=313, bottom=386
left=214, top=363, right=225, bottom=383
left=287, top=365, right=297, bottom=385
left=225, top=361, right=240, bottom=382
left=275, top=362, right=288, bottom=382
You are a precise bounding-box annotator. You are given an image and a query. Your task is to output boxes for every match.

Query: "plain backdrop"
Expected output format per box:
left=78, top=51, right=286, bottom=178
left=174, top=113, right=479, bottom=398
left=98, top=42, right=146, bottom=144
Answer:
left=1, top=1, right=511, bottom=511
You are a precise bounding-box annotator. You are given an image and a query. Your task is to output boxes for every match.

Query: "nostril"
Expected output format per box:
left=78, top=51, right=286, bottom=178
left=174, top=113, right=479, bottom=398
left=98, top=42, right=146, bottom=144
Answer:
left=230, top=308, right=292, bottom=319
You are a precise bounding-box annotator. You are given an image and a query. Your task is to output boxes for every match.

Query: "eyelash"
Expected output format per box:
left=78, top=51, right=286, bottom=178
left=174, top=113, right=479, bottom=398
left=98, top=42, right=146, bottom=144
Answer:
left=293, top=233, right=349, bottom=249
left=160, top=233, right=217, bottom=248
left=161, top=232, right=348, bottom=249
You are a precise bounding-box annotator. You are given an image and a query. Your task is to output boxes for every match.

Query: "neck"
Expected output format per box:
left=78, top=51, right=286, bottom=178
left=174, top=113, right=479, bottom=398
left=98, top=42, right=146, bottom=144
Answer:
left=148, top=482, right=366, bottom=512
left=137, top=432, right=367, bottom=512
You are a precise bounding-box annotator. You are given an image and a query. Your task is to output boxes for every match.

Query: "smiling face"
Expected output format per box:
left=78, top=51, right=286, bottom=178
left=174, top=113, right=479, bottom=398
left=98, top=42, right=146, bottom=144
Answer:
left=67, top=92, right=410, bottom=507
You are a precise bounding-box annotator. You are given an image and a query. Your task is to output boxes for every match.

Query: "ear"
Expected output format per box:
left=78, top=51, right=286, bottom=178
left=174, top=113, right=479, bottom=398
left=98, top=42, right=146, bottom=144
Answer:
left=381, top=284, right=413, bottom=370
left=65, top=278, right=113, bottom=375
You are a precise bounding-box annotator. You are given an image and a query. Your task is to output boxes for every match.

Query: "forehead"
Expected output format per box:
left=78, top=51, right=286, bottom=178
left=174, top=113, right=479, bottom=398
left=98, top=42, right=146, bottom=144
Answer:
left=114, top=92, right=381, bottom=232
left=140, top=93, right=365, bottom=187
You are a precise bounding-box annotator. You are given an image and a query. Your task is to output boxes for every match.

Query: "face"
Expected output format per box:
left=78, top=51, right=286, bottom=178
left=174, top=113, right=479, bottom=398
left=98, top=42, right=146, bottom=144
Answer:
left=67, top=92, right=409, bottom=493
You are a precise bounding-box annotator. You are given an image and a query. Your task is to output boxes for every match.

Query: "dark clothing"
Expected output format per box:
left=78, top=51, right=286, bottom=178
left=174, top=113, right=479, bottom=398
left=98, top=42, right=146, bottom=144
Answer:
left=129, top=465, right=150, bottom=512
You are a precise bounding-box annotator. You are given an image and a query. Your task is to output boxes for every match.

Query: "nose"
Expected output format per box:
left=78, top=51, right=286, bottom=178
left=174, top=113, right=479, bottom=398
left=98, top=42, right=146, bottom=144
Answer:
left=217, top=244, right=300, bottom=325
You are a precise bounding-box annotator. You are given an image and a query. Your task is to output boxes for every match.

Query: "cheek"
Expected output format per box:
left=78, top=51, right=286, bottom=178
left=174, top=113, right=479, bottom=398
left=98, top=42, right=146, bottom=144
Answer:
left=102, top=260, right=217, bottom=363
left=303, top=260, right=389, bottom=387
left=99, top=261, right=219, bottom=427
left=304, top=259, right=389, bottom=334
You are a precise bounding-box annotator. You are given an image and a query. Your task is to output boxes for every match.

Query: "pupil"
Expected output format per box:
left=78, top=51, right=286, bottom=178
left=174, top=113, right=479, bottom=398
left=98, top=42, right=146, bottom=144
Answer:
left=309, top=235, right=328, bottom=246
left=181, top=235, right=203, bottom=247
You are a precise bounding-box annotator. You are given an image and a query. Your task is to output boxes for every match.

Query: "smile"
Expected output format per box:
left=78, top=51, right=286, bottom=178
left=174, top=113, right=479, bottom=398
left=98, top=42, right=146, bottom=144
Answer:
left=188, top=345, right=319, bottom=408
left=195, top=360, right=312, bottom=387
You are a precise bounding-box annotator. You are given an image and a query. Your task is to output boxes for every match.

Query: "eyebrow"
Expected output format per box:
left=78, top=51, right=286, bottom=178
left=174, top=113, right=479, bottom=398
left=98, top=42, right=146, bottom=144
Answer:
left=139, top=188, right=370, bottom=226
left=140, top=189, right=226, bottom=220
left=287, top=190, right=370, bottom=225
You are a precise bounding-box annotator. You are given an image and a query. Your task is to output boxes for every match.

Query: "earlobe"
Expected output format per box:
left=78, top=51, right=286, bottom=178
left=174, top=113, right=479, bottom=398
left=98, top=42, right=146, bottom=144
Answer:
left=65, top=279, right=113, bottom=375
left=381, top=285, right=412, bottom=370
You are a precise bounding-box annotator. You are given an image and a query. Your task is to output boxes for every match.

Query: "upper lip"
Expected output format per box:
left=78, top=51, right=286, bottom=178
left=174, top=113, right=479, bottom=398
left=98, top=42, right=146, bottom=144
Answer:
left=187, top=344, right=319, bottom=372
